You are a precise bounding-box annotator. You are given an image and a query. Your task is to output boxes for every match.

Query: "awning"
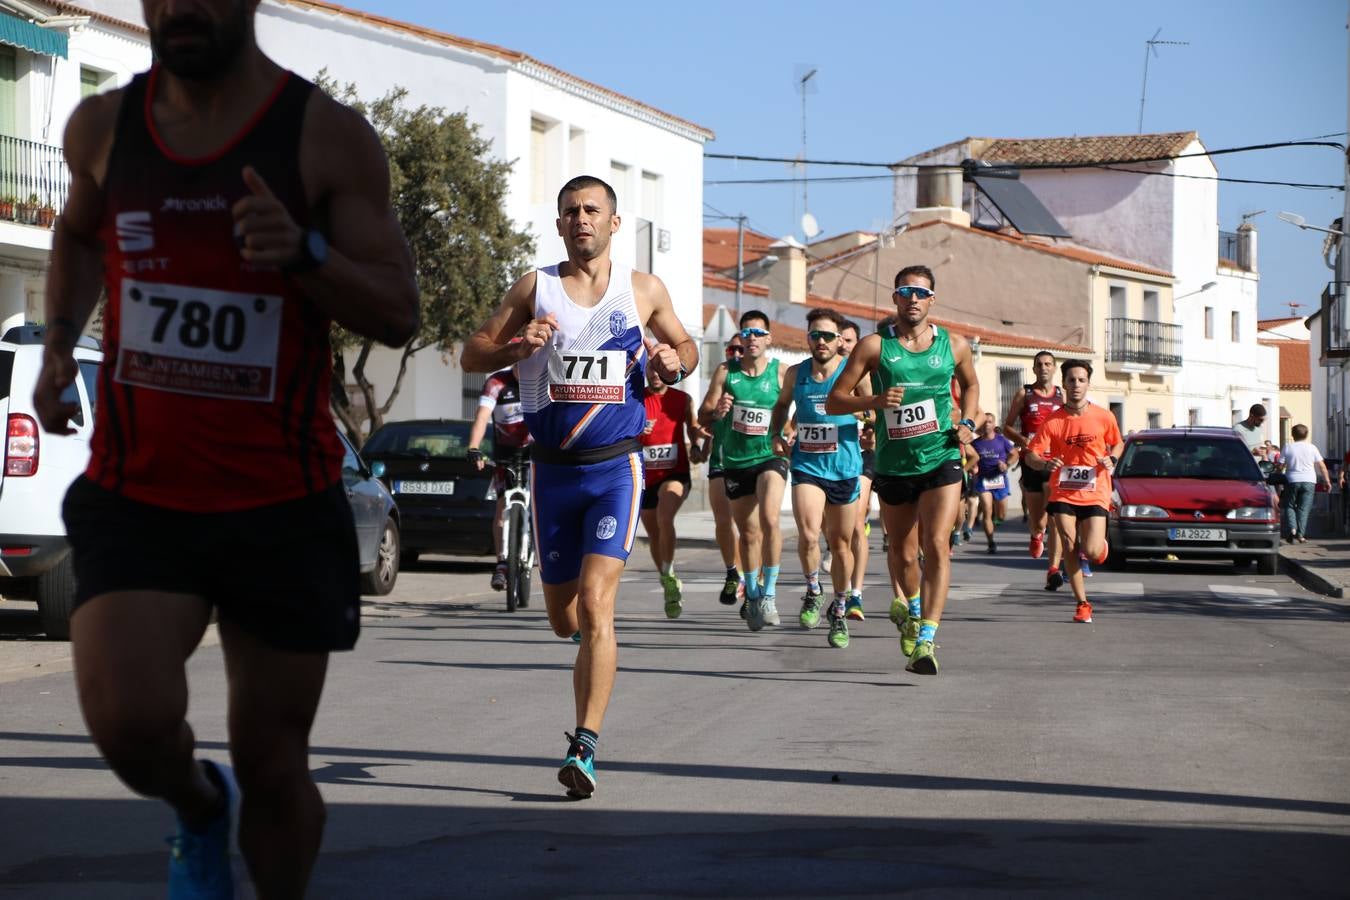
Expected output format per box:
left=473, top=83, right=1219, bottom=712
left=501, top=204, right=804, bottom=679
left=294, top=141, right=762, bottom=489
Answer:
left=0, top=12, right=68, bottom=59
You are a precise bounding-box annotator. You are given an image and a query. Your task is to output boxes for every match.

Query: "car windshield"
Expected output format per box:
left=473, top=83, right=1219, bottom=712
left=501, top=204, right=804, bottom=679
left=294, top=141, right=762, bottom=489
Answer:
left=1117, top=437, right=1263, bottom=481
left=362, top=421, right=488, bottom=459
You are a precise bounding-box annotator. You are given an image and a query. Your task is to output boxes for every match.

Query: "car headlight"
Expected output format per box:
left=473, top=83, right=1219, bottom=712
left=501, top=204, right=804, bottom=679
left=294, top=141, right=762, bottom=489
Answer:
left=1225, top=506, right=1276, bottom=521
left=1119, top=504, right=1168, bottom=518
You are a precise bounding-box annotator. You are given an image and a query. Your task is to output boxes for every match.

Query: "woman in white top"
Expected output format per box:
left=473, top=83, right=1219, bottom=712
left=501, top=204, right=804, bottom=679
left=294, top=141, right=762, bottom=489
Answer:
left=1279, top=424, right=1331, bottom=542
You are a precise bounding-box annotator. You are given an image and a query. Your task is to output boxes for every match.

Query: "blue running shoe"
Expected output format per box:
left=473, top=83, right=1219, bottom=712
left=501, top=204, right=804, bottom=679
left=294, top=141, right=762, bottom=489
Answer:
left=168, top=760, right=235, bottom=900
left=558, top=736, right=597, bottom=799
left=1079, top=554, right=1094, bottom=578
left=570, top=631, right=582, bottom=643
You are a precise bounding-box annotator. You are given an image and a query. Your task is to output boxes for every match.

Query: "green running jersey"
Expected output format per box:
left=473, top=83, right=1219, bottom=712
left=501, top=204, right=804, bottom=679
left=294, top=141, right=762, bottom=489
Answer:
left=874, top=325, right=961, bottom=476
left=719, top=358, right=780, bottom=469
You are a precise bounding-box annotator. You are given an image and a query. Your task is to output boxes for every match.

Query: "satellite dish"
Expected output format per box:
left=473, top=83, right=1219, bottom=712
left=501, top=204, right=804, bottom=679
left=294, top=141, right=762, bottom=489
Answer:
left=801, top=212, right=821, bottom=239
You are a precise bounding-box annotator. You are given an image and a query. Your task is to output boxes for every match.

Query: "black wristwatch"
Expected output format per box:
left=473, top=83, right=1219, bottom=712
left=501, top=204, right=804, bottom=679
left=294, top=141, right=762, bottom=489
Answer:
left=285, top=227, right=329, bottom=273
left=661, top=362, right=689, bottom=386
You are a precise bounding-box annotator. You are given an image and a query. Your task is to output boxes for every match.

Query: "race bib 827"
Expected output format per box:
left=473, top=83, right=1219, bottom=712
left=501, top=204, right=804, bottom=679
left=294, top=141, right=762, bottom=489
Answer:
left=642, top=443, right=677, bottom=470
left=115, top=278, right=283, bottom=401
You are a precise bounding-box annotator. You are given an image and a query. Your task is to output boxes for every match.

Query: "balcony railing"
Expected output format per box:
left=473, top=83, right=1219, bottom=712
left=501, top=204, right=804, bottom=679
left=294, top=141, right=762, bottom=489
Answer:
left=0, top=134, right=69, bottom=228
left=1106, top=317, right=1182, bottom=368
left=1321, top=281, right=1349, bottom=362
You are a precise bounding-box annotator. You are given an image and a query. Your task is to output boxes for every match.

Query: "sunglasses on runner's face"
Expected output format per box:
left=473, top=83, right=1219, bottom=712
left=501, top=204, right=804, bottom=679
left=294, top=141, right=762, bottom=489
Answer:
left=894, top=286, right=934, bottom=300
left=740, top=327, right=770, bottom=339
left=808, top=330, right=840, bottom=342
left=725, top=345, right=745, bottom=355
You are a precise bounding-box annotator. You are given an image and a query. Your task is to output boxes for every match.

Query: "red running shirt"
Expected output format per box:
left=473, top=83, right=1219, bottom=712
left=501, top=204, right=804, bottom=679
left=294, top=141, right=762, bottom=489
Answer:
left=1019, top=384, right=1064, bottom=439
left=89, top=68, right=340, bottom=511
left=640, top=387, right=691, bottom=486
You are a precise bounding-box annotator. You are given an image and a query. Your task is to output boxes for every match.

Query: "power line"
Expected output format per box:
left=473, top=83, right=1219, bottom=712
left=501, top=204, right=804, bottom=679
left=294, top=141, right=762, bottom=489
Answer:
left=1093, top=165, right=1341, bottom=190
left=706, top=169, right=1342, bottom=190
left=707, top=152, right=893, bottom=167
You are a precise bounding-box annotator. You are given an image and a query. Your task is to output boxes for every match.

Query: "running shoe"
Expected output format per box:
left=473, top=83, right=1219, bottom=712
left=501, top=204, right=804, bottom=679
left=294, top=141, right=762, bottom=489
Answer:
left=844, top=595, right=865, bottom=621
left=558, top=735, right=597, bottom=799
left=1029, top=532, right=1045, bottom=559
left=961, top=526, right=973, bottom=543
left=899, top=613, right=921, bottom=658
left=739, top=599, right=748, bottom=620
left=864, top=521, right=871, bottom=537
left=660, top=573, right=683, bottom=619
left=570, top=631, right=582, bottom=643
left=167, top=760, right=235, bottom=900
left=491, top=564, right=507, bottom=592
left=746, top=598, right=765, bottom=631
left=950, top=530, right=962, bottom=548
left=827, top=612, right=850, bottom=649
left=1073, top=600, right=1094, bottom=624
left=1079, top=554, right=1094, bottom=578
left=799, top=591, right=823, bottom=629
left=882, top=533, right=889, bottom=553
left=762, top=596, right=781, bottom=627
left=906, top=639, right=939, bottom=675
left=888, top=596, right=906, bottom=626
left=987, top=538, right=997, bottom=555
left=718, top=574, right=740, bottom=605
left=1044, top=569, right=1064, bottom=592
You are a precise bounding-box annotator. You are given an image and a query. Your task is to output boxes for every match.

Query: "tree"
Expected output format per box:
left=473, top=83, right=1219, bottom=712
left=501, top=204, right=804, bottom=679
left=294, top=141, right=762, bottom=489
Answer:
left=317, top=73, right=536, bottom=440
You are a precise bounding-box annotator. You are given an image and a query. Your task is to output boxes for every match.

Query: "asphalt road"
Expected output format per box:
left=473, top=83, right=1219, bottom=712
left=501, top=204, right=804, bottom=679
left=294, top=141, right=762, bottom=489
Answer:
left=1, top=521, right=1348, bottom=898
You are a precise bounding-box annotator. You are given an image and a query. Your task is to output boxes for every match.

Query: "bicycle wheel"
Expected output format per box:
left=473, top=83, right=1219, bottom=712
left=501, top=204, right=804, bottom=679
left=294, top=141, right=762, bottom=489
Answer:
left=506, top=504, right=525, bottom=612
left=515, top=511, right=533, bottom=608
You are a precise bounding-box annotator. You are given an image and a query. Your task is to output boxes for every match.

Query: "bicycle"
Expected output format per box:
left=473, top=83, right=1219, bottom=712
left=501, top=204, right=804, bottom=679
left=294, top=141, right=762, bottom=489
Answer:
left=495, top=448, right=535, bottom=612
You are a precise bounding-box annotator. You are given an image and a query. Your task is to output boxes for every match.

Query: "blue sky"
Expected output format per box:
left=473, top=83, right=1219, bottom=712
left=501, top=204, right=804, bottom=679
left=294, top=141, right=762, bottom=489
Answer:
left=354, top=0, right=1345, bottom=320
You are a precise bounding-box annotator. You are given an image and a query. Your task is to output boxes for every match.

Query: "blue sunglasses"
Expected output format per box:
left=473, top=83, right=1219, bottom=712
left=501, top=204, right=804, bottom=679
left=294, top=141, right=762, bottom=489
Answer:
left=894, top=286, right=934, bottom=300
left=740, top=327, right=770, bottom=339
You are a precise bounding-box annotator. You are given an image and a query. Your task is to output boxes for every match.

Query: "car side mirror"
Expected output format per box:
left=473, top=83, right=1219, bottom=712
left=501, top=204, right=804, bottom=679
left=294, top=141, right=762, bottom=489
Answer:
left=370, top=461, right=385, bottom=478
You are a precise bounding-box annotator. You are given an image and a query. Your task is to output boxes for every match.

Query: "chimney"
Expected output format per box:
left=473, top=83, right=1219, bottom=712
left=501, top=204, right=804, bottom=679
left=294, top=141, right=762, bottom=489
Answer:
left=1237, top=221, right=1258, bottom=273
left=910, top=165, right=971, bottom=228
left=763, top=238, right=807, bottom=305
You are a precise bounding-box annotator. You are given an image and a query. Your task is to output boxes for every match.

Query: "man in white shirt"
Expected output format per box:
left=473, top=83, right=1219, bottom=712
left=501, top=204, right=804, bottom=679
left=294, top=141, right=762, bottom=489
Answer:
left=1279, top=424, right=1330, bottom=543
left=1233, top=404, right=1269, bottom=460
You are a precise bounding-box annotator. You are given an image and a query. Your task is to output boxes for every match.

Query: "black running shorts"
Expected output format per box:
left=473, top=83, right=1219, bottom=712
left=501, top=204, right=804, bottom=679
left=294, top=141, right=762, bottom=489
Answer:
left=63, top=476, right=361, bottom=652
left=872, top=459, right=965, bottom=506
left=722, top=457, right=790, bottom=501
left=1045, top=501, right=1108, bottom=520
left=641, top=472, right=691, bottom=510
left=1021, top=464, right=1050, bottom=493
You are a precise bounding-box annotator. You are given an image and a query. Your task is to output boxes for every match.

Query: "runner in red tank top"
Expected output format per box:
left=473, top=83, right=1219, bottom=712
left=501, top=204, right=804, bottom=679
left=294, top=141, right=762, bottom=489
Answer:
left=1003, top=350, right=1067, bottom=586
left=639, top=366, right=701, bottom=617
left=31, top=4, right=417, bottom=896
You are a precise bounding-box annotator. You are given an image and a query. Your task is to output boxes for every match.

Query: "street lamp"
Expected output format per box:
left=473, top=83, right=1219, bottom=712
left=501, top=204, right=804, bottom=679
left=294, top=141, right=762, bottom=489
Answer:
left=1277, top=211, right=1346, bottom=237
left=1175, top=281, right=1218, bottom=301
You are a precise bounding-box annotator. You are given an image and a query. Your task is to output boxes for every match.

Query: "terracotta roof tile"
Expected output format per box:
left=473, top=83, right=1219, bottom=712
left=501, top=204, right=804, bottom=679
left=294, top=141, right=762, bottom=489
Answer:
left=703, top=272, right=769, bottom=298
left=704, top=227, right=776, bottom=272
left=1258, top=316, right=1301, bottom=329
left=37, top=1, right=148, bottom=33
left=978, top=132, right=1197, bottom=166
left=1258, top=339, right=1311, bottom=390
left=270, top=0, right=714, bottom=139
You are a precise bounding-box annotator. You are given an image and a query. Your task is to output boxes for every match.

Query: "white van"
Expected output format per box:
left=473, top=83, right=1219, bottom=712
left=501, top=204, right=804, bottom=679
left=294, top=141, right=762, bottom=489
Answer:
left=0, top=316, right=101, bottom=638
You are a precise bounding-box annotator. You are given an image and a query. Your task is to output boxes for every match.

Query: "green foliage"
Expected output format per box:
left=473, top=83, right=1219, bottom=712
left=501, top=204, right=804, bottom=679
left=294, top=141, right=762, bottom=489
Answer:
left=317, top=71, right=535, bottom=437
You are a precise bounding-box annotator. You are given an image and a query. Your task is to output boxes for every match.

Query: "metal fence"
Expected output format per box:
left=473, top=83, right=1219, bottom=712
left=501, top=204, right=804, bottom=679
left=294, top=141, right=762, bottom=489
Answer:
left=1105, top=317, right=1182, bottom=367
left=1218, top=230, right=1240, bottom=265
left=0, top=134, right=69, bottom=223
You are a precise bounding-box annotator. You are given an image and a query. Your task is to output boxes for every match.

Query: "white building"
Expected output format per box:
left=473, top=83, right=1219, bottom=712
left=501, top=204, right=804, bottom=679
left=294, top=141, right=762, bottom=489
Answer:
left=0, top=0, right=149, bottom=323
left=12, top=0, right=712, bottom=422
left=892, top=132, right=1281, bottom=439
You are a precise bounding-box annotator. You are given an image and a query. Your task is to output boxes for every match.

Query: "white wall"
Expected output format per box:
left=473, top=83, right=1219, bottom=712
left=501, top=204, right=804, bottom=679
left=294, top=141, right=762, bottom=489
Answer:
left=1021, top=165, right=1174, bottom=272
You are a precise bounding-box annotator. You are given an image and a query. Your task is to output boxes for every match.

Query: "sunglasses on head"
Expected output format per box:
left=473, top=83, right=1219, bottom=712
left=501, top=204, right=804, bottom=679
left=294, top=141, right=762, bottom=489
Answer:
left=808, top=330, right=840, bottom=342
left=894, top=286, right=934, bottom=300
left=740, top=327, right=770, bottom=339
left=725, top=345, right=745, bottom=355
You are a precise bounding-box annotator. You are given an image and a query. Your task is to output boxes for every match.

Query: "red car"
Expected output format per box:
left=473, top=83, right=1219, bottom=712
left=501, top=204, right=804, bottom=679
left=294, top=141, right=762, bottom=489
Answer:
left=1107, top=427, right=1280, bottom=574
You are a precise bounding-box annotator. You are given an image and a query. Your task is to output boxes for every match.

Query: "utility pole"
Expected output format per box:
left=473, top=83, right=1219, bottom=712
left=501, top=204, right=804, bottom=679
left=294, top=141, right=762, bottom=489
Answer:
left=1138, top=29, right=1189, bottom=133
left=735, top=214, right=746, bottom=315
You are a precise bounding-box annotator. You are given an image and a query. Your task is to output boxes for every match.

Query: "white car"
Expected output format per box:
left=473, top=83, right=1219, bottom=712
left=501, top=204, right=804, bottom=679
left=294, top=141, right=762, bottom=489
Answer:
left=0, top=316, right=101, bottom=638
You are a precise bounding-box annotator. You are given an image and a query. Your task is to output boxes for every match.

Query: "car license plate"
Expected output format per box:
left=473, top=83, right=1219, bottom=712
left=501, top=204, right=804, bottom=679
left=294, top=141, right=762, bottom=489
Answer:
left=1168, top=527, right=1225, bottom=542
left=396, top=480, right=455, bottom=495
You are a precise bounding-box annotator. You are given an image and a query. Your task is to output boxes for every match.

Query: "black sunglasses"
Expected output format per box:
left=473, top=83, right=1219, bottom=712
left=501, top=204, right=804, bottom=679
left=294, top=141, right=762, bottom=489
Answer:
left=725, top=345, right=745, bottom=355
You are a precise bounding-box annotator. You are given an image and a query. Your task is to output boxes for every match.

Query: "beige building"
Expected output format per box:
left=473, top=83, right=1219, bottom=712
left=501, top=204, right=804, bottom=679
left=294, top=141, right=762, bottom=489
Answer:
left=1259, top=316, right=1313, bottom=447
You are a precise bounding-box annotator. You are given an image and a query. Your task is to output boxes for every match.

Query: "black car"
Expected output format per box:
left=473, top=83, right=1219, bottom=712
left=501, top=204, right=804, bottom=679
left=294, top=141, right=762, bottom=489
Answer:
left=360, top=419, right=495, bottom=561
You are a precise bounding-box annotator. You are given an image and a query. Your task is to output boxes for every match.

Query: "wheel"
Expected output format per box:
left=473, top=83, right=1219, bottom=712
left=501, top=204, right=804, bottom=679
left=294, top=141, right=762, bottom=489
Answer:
left=506, top=505, right=525, bottom=612
left=1255, top=553, right=1278, bottom=576
left=35, top=552, right=76, bottom=640
left=360, top=516, right=400, bottom=596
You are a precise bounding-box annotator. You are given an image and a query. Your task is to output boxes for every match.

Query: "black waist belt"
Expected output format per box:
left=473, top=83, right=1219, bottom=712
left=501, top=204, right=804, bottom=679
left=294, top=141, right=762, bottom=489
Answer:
left=531, top=437, right=641, bottom=466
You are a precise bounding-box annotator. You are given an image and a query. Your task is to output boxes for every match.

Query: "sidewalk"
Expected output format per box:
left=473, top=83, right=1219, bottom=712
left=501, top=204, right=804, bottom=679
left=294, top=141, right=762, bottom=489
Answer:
left=1280, top=537, right=1350, bottom=599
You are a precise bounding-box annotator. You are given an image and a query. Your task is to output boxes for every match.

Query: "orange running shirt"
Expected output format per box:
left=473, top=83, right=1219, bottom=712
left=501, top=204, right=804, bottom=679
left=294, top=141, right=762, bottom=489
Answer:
left=1026, top=404, right=1122, bottom=509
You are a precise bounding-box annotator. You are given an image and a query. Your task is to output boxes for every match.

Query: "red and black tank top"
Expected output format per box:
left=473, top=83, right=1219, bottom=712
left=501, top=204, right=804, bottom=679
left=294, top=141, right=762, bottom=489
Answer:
left=1019, top=384, right=1064, bottom=439
left=640, top=387, right=690, bottom=485
left=89, top=67, right=341, bottom=511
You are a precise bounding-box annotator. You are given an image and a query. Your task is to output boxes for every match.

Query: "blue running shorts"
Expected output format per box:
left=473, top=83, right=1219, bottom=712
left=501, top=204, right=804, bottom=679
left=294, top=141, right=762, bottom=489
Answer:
left=531, top=451, right=643, bottom=584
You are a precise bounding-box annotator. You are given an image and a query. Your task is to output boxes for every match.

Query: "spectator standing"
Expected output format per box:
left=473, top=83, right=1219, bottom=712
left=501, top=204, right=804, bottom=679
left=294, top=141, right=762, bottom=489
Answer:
left=1279, top=425, right=1330, bottom=543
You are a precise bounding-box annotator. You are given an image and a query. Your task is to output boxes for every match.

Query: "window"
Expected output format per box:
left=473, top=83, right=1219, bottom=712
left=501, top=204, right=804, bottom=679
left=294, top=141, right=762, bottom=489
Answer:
left=1230, top=311, right=1240, bottom=342
left=1188, top=408, right=1201, bottom=426
left=568, top=127, right=585, bottom=175
left=635, top=219, right=653, bottom=274
left=1147, top=410, right=1161, bottom=429
left=461, top=371, right=486, bottom=420
left=998, top=365, right=1024, bottom=420
left=79, top=65, right=111, bottom=98
left=609, top=161, right=629, bottom=209
left=1109, top=401, right=1125, bottom=433
left=1142, top=289, right=1159, bottom=322
left=530, top=117, right=553, bottom=205
left=0, top=46, right=15, bottom=136
left=1109, top=284, right=1127, bottom=320
left=641, top=170, right=662, bottom=222
left=1204, top=306, right=1214, bottom=339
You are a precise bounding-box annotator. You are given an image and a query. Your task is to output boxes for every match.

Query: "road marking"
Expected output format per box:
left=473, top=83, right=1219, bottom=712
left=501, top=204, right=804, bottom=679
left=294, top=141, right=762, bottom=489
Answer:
left=1209, top=584, right=1289, bottom=604
left=949, top=582, right=1010, bottom=600
left=1091, top=582, right=1145, bottom=595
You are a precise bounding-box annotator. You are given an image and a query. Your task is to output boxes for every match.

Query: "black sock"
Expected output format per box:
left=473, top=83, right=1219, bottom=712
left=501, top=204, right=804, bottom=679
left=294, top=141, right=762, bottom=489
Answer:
left=570, top=727, right=599, bottom=761
left=725, top=566, right=738, bottom=579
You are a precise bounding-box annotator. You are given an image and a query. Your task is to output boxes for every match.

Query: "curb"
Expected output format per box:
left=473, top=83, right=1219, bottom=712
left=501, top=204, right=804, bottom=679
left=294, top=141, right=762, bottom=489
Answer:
left=1279, top=553, right=1346, bottom=599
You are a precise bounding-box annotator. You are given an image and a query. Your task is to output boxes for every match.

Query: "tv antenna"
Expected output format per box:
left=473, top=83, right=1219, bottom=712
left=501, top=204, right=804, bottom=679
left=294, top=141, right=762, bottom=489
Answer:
left=1137, top=29, right=1189, bottom=133
left=1286, top=301, right=1305, bottom=318
left=796, top=65, right=821, bottom=239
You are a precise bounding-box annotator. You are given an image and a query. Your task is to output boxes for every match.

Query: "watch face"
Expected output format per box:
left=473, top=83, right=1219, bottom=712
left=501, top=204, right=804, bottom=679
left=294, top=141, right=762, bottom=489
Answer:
left=306, top=229, right=329, bottom=265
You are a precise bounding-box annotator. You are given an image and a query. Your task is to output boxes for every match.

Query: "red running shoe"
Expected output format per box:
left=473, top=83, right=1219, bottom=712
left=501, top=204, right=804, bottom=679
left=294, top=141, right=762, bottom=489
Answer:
left=1072, top=600, right=1093, bottom=623
left=1029, top=532, right=1045, bottom=559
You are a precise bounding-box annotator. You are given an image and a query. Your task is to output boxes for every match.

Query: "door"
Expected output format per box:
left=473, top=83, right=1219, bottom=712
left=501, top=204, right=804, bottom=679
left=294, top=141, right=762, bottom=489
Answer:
left=339, top=431, right=381, bottom=569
